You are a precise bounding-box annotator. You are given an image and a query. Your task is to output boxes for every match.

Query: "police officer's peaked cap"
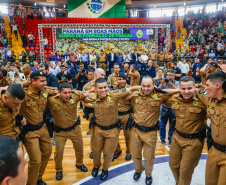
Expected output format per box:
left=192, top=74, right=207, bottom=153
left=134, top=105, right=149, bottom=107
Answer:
left=117, top=72, right=126, bottom=79
left=30, top=70, right=46, bottom=79
left=210, top=62, right=219, bottom=68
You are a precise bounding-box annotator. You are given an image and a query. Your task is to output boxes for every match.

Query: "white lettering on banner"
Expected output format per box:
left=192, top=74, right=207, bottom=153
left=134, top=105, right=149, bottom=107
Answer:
left=62, top=29, right=123, bottom=34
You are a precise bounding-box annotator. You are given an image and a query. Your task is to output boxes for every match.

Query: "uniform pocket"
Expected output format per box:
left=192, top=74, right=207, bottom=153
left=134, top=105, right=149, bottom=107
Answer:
left=188, top=107, right=201, bottom=120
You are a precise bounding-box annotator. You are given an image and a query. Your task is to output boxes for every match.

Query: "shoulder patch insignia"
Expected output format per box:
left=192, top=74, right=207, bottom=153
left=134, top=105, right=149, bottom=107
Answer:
left=193, top=101, right=199, bottom=106
left=153, top=94, right=157, bottom=100
left=121, top=88, right=126, bottom=91
left=208, top=105, right=214, bottom=109
left=107, top=96, right=111, bottom=102
left=43, top=93, right=47, bottom=98
left=199, top=89, right=208, bottom=95
left=108, top=78, right=111, bottom=81
left=173, top=101, right=180, bottom=105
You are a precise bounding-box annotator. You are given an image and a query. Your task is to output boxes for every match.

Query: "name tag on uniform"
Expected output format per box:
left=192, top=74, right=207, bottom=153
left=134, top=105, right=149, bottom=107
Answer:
left=52, top=104, right=60, bottom=107
left=137, top=96, right=143, bottom=100
left=173, top=101, right=180, bottom=105
left=27, top=99, right=36, bottom=102
left=208, top=105, right=214, bottom=109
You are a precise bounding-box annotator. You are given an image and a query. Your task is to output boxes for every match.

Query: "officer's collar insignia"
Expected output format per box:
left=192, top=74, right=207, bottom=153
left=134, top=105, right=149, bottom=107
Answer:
left=121, top=88, right=126, bottom=91
left=52, top=104, right=60, bottom=107
left=70, top=99, right=74, bottom=103
left=27, top=99, right=36, bottom=102
left=107, top=96, right=111, bottom=102
left=208, top=104, right=214, bottom=109
left=193, top=101, right=198, bottom=106
left=153, top=94, right=157, bottom=100
left=43, top=93, right=47, bottom=98
left=173, top=101, right=180, bottom=104
left=199, top=89, right=208, bottom=95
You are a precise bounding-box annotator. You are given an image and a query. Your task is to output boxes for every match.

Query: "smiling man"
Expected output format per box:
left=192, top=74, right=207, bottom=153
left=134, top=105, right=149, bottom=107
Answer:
left=164, top=76, right=207, bottom=185
left=84, top=78, right=140, bottom=181
left=47, top=82, right=88, bottom=181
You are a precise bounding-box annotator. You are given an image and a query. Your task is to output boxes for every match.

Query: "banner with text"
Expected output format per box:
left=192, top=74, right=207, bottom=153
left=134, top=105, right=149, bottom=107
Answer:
left=56, top=27, right=155, bottom=54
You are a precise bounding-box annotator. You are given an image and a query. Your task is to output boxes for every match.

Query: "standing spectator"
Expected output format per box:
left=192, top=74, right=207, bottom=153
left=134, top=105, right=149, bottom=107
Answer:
left=40, top=64, right=58, bottom=88
left=116, top=50, right=123, bottom=70
left=107, top=48, right=117, bottom=74
left=21, top=33, right=27, bottom=48
left=49, top=52, right=56, bottom=64
left=63, top=49, right=70, bottom=62
left=31, top=62, right=39, bottom=71
left=180, top=59, right=190, bottom=77
left=9, top=19, right=13, bottom=34
left=55, top=61, right=61, bottom=75
left=43, top=37, right=48, bottom=51
left=49, top=62, right=56, bottom=75
left=192, top=59, right=203, bottom=74
left=97, top=50, right=107, bottom=73
left=12, top=66, right=25, bottom=84
left=6, top=46, right=12, bottom=59
left=8, top=65, right=15, bottom=80
left=27, top=32, right=35, bottom=47
left=128, top=64, right=140, bottom=86
left=56, top=65, right=72, bottom=88
left=147, top=60, right=156, bottom=78
left=171, top=62, right=182, bottom=81
left=28, top=50, right=35, bottom=63
left=8, top=51, right=16, bottom=63
left=123, top=51, right=131, bottom=66
left=177, top=26, right=181, bottom=40
left=89, top=50, right=97, bottom=68
left=139, top=51, right=148, bottom=76
left=192, top=67, right=201, bottom=84
left=80, top=50, right=89, bottom=70
left=132, top=49, right=140, bottom=70
left=21, top=51, right=27, bottom=63
left=55, top=52, right=62, bottom=63
left=70, top=51, right=78, bottom=68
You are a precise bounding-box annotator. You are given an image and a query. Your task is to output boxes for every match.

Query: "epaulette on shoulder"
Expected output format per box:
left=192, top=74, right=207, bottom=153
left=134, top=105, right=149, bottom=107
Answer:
left=198, top=89, right=208, bottom=95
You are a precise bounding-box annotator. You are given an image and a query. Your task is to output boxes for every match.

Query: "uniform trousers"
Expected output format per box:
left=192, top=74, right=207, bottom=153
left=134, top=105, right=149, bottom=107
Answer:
left=131, top=127, right=157, bottom=177
left=99, top=63, right=106, bottom=73
left=89, top=113, right=94, bottom=152
left=115, top=114, right=131, bottom=155
left=55, top=125, right=83, bottom=172
left=166, top=61, right=172, bottom=70
left=24, top=125, right=52, bottom=185
left=169, top=132, right=204, bottom=185
left=206, top=146, right=226, bottom=185
left=93, top=126, right=120, bottom=170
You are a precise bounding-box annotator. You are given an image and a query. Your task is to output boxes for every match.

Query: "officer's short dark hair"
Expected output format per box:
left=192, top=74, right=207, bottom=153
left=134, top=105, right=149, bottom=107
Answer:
left=1, top=69, right=7, bottom=77
left=59, top=82, right=71, bottom=91
left=88, top=70, right=94, bottom=73
left=113, top=64, right=119, bottom=68
left=205, top=71, right=225, bottom=84
left=95, top=78, right=106, bottom=86
left=6, top=84, right=25, bottom=100
left=0, top=135, right=20, bottom=183
left=180, top=76, right=195, bottom=85
left=167, top=69, right=176, bottom=75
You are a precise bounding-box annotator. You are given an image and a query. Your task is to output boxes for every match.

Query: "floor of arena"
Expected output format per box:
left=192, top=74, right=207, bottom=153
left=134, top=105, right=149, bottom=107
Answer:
left=25, top=107, right=208, bottom=185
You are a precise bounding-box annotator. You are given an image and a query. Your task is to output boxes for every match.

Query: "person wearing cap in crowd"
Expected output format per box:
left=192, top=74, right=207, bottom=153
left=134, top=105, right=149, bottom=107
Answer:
left=200, top=62, right=218, bottom=85
left=47, top=82, right=88, bottom=181
left=83, top=78, right=140, bottom=181
left=128, top=64, right=140, bottom=86
left=107, top=64, right=120, bottom=86
left=88, top=61, right=96, bottom=71
left=98, top=50, right=107, bottom=73
left=20, top=70, right=58, bottom=185
left=113, top=72, right=132, bottom=161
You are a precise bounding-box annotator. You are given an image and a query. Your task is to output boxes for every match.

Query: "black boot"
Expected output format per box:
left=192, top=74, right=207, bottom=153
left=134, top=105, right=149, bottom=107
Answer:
left=113, top=150, right=122, bottom=159
left=90, top=152, right=93, bottom=159
left=76, top=164, right=88, bottom=172
left=145, top=176, right=153, bottom=185
left=133, top=172, right=142, bottom=181
left=125, top=154, right=132, bottom=161
left=37, top=179, right=46, bottom=185
left=100, top=169, right=108, bottom=180
left=92, top=166, right=100, bottom=177
left=56, top=171, right=63, bottom=181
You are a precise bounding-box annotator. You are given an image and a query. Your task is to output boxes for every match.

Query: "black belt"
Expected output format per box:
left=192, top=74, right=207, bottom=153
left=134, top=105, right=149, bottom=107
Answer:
left=54, top=121, right=80, bottom=133
left=176, top=129, right=206, bottom=141
left=23, top=122, right=44, bottom=132
left=95, top=123, right=117, bottom=130
left=98, top=62, right=106, bottom=63
left=133, top=122, right=159, bottom=132
left=118, top=110, right=131, bottom=116
left=214, top=142, right=226, bottom=153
